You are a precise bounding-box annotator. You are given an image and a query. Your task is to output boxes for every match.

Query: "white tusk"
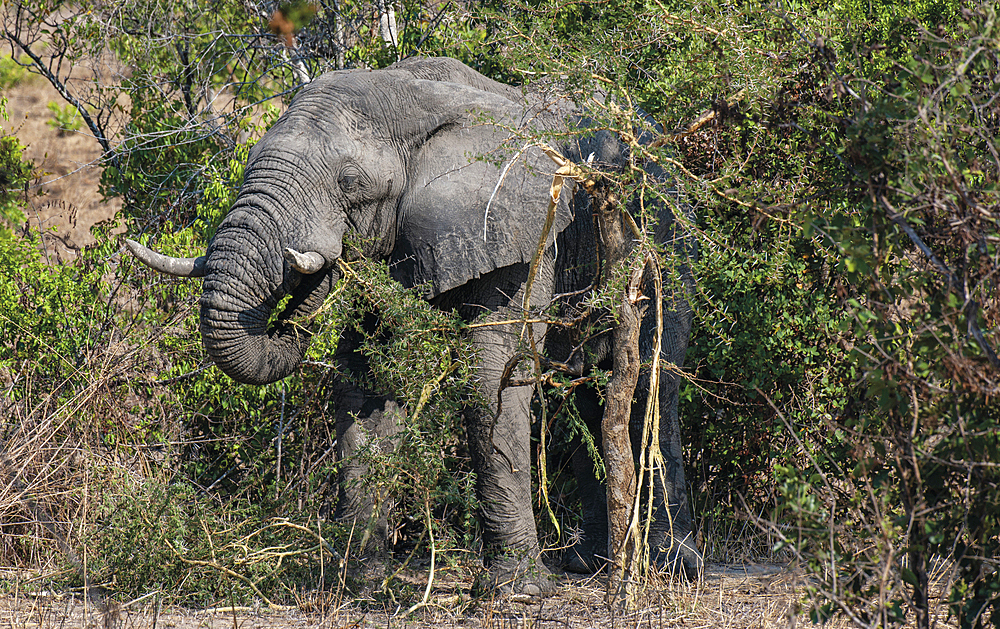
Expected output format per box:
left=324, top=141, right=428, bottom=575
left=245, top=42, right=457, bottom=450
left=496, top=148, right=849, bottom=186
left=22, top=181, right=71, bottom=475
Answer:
left=283, top=248, right=325, bottom=274
left=125, top=239, right=207, bottom=278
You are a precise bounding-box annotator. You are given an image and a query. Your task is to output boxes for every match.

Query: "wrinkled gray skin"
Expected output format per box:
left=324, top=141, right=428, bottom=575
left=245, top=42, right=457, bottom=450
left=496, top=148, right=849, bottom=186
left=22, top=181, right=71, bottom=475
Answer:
left=131, top=57, right=701, bottom=595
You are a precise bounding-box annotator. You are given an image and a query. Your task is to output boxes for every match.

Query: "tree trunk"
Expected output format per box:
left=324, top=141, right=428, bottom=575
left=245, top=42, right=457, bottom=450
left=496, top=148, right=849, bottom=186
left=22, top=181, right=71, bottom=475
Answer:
left=594, top=189, right=642, bottom=607
left=539, top=147, right=649, bottom=606
left=376, top=0, right=399, bottom=56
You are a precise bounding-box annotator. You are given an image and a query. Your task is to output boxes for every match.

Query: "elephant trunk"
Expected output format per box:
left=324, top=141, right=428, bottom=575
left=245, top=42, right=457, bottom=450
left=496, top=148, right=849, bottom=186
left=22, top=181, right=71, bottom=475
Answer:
left=200, top=298, right=309, bottom=386
left=198, top=220, right=336, bottom=386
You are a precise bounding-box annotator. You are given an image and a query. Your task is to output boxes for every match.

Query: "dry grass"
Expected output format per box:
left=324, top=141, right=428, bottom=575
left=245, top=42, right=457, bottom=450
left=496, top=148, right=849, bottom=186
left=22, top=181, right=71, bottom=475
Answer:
left=0, top=385, right=830, bottom=628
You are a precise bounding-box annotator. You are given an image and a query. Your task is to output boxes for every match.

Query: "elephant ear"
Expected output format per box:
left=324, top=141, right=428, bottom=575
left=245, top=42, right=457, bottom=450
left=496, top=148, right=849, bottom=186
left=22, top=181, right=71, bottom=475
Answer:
left=393, top=82, right=577, bottom=298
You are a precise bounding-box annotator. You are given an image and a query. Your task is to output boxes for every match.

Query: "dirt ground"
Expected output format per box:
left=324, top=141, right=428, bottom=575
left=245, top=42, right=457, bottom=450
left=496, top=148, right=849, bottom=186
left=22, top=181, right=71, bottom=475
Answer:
left=1, top=563, right=819, bottom=629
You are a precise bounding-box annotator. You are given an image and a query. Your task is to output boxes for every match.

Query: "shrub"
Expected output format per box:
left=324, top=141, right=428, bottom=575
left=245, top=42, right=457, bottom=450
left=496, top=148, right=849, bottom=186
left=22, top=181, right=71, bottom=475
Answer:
left=773, top=6, right=1000, bottom=626
left=0, top=99, right=33, bottom=236
left=46, top=101, right=82, bottom=135
left=84, top=472, right=342, bottom=606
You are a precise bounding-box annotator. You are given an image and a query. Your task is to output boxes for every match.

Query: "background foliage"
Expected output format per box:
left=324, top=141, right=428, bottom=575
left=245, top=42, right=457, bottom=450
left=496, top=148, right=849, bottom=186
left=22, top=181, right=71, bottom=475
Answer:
left=1, top=0, right=997, bottom=624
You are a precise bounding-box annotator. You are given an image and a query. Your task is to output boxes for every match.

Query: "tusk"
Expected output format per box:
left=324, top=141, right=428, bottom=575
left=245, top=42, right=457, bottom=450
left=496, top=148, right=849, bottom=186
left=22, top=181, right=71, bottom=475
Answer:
left=125, top=239, right=207, bottom=278
left=283, top=248, right=325, bottom=274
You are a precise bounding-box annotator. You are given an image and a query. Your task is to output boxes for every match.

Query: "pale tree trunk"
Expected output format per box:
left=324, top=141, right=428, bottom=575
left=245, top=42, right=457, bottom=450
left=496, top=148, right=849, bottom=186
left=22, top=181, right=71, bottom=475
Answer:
left=603, top=291, right=641, bottom=605
left=376, top=0, right=399, bottom=56
left=334, top=6, right=346, bottom=69
left=284, top=48, right=311, bottom=85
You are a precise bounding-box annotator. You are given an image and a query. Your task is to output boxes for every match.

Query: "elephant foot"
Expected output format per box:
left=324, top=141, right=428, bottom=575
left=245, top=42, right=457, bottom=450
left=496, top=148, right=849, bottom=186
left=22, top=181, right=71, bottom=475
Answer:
left=562, top=538, right=608, bottom=574
left=473, top=553, right=559, bottom=598
left=653, top=535, right=704, bottom=580
left=339, top=553, right=389, bottom=596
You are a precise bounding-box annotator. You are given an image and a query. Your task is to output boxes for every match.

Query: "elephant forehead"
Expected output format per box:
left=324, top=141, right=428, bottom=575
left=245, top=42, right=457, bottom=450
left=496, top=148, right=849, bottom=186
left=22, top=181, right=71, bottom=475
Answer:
left=287, top=73, right=419, bottom=132
left=249, top=125, right=398, bottom=180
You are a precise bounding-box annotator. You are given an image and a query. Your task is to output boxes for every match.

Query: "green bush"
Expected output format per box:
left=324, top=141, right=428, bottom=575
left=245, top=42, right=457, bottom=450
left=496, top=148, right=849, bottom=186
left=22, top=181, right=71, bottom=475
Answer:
left=0, top=99, right=33, bottom=237
left=46, top=101, right=82, bottom=135
left=773, top=6, right=1000, bottom=626
left=0, top=232, right=112, bottom=388
left=84, top=472, right=341, bottom=606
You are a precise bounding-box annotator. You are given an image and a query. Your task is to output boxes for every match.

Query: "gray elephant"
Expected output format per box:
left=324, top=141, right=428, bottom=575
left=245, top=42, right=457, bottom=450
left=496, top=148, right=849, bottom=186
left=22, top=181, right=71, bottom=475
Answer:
left=127, top=56, right=701, bottom=596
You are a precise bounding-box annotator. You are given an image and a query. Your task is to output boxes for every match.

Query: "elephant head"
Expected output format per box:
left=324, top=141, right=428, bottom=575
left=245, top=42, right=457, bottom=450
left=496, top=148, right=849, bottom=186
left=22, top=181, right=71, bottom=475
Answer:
left=127, top=59, right=577, bottom=386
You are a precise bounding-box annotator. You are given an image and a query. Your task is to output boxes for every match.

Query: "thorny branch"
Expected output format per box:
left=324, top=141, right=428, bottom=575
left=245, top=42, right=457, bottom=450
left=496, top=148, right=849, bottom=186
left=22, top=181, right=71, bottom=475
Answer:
left=879, top=195, right=1000, bottom=370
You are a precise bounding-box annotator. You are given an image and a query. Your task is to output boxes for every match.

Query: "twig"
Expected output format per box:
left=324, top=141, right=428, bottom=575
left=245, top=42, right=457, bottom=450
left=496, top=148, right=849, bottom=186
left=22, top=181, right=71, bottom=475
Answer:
left=406, top=495, right=436, bottom=615
left=485, top=143, right=537, bottom=242
left=165, top=542, right=285, bottom=609
left=879, top=195, right=999, bottom=369
left=4, top=25, right=113, bottom=155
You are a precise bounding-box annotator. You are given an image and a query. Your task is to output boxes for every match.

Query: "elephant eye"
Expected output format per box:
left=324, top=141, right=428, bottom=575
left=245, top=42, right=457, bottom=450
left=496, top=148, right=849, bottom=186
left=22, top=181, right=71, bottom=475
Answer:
left=339, top=170, right=359, bottom=193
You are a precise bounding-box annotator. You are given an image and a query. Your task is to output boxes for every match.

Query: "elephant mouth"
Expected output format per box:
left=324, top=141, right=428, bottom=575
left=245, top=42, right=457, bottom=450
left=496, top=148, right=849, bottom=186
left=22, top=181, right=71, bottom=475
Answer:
left=272, top=266, right=336, bottom=328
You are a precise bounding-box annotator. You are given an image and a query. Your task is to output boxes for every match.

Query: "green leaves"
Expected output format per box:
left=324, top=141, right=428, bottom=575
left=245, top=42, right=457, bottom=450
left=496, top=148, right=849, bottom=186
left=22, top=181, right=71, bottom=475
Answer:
left=45, top=101, right=82, bottom=135
left=0, top=98, right=33, bottom=238
left=485, top=0, right=997, bottom=624
left=288, top=257, right=481, bottom=553
left=0, top=232, right=114, bottom=388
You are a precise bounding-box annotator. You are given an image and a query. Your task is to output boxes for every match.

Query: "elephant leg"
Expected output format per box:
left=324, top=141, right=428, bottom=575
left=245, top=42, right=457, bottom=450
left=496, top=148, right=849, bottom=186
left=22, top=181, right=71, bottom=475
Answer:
left=466, top=320, right=557, bottom=596
left=563, top=385, right=610, bottom=573
left=335, top=394, right=404, bottom=556
left=635, top=294, right=703, bottom=578
left=448, top=263, right=559, bottom=597
left=331, top=325, right=404, bottom=586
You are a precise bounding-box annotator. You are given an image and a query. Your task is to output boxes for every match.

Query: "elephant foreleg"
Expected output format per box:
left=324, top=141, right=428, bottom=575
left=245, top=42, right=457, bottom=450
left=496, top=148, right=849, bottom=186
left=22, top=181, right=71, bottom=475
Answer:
left=331, top=324, right=405, bottom=586
left=449, top=261, right=559, bottom=597
left=466, top=319, right=556, bottom=596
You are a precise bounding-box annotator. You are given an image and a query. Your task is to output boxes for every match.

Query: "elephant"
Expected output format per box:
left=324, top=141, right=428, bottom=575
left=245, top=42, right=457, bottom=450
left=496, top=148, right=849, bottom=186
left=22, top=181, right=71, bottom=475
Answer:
left=127, top=56, right=702, bottom=596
